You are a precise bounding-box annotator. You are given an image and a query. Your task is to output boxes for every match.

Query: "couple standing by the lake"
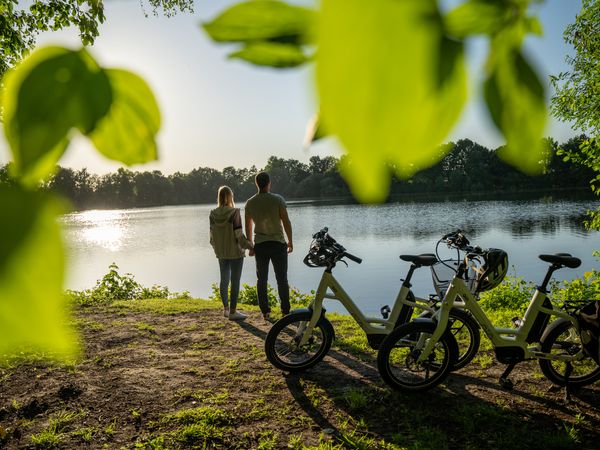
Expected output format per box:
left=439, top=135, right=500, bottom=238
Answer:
left=209, top=172, right=293, bottom=322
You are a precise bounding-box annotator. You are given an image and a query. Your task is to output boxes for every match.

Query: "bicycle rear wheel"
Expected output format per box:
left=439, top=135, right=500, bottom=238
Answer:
left=539, top=319, right=600, bottom=387
left=265, top=312, right=334, bottom=372
left=377, top=321, right=458, bottom=391
left=420, top=308, right=480, bottom=371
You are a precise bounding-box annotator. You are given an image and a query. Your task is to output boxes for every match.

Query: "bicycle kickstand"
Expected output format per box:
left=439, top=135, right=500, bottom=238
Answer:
left=564, top=362, right=573, bottom=403
left=499, top=363, right=516, bottom=390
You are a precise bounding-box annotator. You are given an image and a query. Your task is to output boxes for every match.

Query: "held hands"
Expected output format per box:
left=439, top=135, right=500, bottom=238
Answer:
left=248, top=248, right=255, bottom=257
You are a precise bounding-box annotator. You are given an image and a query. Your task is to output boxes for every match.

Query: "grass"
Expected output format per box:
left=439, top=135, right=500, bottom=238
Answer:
left=3, top=291, right=598, bottom=450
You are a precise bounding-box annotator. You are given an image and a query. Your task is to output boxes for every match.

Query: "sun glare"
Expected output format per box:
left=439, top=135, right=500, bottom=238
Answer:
left=71, top=210, right=128, bottom=252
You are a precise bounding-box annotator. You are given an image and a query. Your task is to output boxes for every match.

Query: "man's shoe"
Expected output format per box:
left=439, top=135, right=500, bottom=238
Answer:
left=229, top=311, right=247, bottom=321
left=263, top=313, right=271, bottom=322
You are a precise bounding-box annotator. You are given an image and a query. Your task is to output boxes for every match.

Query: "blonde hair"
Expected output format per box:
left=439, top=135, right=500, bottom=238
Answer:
left=217, top=186, right=235, bottom=207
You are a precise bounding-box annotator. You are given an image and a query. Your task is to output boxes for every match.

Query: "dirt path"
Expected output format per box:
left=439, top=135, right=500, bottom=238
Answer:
left=0, top=302, right=598, bottom=449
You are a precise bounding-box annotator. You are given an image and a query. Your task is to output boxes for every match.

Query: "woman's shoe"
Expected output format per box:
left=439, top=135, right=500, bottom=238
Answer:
left=223, top=307, right=230, bottom=318
left=263, top=313, right=271, bottom=322
left=228, top=311, right=247, bottom=321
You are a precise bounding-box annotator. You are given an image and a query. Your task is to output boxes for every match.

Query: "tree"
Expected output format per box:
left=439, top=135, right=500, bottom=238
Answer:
left=0, top=0, right=194, bottom=77
left=551, top=0, right=600, bottom=228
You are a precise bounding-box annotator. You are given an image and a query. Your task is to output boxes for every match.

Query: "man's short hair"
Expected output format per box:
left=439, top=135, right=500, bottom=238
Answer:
left=255, top=172, right=270, bottom=189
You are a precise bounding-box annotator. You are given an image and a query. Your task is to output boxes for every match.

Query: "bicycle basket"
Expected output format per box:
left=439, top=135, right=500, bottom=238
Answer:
left=431, top=260, right=457, bottom=299
left=431, top=259, right=478, bottom=298
left=473, top=248, right=508, bottom=292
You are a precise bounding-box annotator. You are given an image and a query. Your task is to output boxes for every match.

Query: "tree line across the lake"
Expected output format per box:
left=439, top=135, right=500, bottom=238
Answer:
left=0, top=136, right=594, bottom=210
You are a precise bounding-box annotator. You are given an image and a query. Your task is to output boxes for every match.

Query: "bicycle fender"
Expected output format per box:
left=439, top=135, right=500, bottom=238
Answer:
left=289, top=308, right=334, bottom=340
left=413, top=317, right=436, bottom=326
left=540, top=317, right=571, bottom=343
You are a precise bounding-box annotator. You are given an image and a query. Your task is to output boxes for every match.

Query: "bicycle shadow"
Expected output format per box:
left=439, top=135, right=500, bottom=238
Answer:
left=234, top=315, right=600, bottom=447
left=278, top=350, right=600, bottom=448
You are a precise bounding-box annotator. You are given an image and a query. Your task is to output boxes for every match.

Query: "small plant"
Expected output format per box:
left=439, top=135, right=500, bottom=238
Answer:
left=73, top=427, right=95, bottom=442
left=257, top=430, right=278, bottom=450
left=339, top=388, right=369, bottom=413
left=31, top=428, right=62, bottom=448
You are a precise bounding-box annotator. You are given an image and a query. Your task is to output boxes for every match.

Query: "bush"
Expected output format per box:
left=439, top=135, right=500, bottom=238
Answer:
left=67, top=263, right=191, bottom=306
left=479, top=276, right=535, bottom=313
left=551, top=251, right=600, bottom=304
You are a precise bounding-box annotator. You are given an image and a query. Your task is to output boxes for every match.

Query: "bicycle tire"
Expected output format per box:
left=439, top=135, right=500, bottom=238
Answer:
left=265, top=311, right=334, bottom=372
left=377, top=321, right=458, bottom=392
left=420, top=308, right=480, bottom=371
left=539, top=319, right=600, bottom=387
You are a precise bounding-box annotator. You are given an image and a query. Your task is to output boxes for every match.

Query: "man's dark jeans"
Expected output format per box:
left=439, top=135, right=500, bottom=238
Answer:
left=254, top=241, right=290, bottom=315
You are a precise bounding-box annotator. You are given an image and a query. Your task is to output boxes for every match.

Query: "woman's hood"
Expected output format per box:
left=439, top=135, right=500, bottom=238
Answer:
left=210, top=206, right=236, bottom=226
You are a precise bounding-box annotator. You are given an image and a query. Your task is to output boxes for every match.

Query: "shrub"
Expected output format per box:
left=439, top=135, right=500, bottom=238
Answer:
left=67, top=263, right=191, bottom=306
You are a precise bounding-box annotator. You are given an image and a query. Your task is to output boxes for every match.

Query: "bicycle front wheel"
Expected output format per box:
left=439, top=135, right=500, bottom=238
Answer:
left=539, top=319, right=600, bottom=387
left=377, top=321, right=458, bottom=391
left=265, top=312, right=334, bottom=372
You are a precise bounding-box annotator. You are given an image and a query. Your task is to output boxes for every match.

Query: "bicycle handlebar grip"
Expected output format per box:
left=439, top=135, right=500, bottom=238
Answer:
left=343, top=252, right=362, bottom=264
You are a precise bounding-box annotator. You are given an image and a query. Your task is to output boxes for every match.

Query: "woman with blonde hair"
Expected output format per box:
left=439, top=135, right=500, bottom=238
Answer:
left=209, top=186, right=253, bottom=320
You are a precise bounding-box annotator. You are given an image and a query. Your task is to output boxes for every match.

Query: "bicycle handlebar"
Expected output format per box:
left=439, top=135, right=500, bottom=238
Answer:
left=308, top=227, right=362, bottom=265
left=343, top=251, right=362, bottom=264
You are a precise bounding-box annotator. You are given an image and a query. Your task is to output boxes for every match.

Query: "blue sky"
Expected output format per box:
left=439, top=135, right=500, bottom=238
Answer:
left=0, top=0, right=583, bottom=174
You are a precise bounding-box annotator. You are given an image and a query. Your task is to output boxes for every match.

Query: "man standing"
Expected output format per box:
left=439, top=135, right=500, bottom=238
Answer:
left=245, top=172, right=293, bottom=321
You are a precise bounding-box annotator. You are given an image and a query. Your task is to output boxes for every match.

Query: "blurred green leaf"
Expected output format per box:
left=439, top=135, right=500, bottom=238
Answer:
left=485, top=44, right=547, bottom=174
left=203, top=0, right=315, bottom=44
left=445, top=0, right=508, bottom=38
left=303, top=112, right=328, bottom=147
left=2, top=46, right=112, bottom=186
left=0, top=186, right=77, bottom=361
left=229, top=41, right=309, bottom=68
left=317, top=0, right=467, bottom=202
left=90, top=69, right=161, bottom=165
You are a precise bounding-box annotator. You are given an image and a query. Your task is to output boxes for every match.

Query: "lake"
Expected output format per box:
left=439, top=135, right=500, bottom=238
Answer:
left=62, top=197, right=600, bottom=315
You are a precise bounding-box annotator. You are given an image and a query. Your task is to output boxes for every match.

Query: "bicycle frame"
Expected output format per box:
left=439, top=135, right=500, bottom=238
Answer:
left=419, top=273, right=581, bottom=363
left=298, top=267, right=435, bottom=347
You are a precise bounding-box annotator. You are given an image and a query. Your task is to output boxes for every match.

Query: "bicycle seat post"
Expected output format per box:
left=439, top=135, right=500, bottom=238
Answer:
left=402, top=264, right=417, bottom=288
left=538, top=263, right=561, bottom=293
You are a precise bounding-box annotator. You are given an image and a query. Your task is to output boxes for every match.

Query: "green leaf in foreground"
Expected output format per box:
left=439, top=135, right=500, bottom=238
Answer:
left=485, top=45, right=547, bottom=174
left=202, top=0, right=315, bottom=44
left=2, top=46, right=112, bottom=186
left=0, top=186, right=77, bottom=361
left=317, top=0, right=467, bottom=202
left=229, top=41, right=309, bottom=68
left=445, top=0, right=509, bottom=38
left=90, top=69, right=161, bottom=165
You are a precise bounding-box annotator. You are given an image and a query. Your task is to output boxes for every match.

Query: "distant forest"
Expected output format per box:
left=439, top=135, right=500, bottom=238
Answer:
left=0, top=137, right=595, bottom=210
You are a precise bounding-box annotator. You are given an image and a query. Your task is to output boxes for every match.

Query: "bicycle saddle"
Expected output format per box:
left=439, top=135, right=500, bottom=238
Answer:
left=400, top=253, right=438, bottom=267
left=538, top=253, right=581, bottom=268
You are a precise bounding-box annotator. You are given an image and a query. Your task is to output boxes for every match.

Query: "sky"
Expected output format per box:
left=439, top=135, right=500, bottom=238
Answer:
left=0, top=0, right=584, bottom=175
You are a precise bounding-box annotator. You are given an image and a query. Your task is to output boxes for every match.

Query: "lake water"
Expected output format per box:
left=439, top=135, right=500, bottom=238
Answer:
left=61, top=197, right=600, bottom=315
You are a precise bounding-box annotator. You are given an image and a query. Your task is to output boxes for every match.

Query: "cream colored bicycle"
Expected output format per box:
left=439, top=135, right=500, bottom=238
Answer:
left=264, top=228, right=480, bottom=372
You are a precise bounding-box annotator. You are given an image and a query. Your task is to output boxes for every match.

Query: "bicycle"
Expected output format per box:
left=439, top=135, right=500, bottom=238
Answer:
left=264, top=228, right=480, bottom=372
left=377, top=230, right=600, bottom=393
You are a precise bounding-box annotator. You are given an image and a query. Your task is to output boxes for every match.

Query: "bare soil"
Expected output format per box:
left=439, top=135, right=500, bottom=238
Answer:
left=0, top=302, right=599, bottom=449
